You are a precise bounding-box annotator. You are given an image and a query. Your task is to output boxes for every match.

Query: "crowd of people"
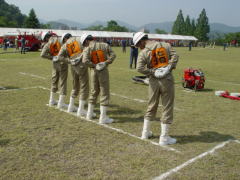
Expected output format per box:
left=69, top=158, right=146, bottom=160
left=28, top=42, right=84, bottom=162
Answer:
left=40, top=31, right=179, bottom=146
left=1, top=36, right=26, bottom=53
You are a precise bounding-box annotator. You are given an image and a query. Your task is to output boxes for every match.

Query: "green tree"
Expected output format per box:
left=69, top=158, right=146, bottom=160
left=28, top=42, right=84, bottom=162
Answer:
left=191, top=19, right=196, bottom=35
left=195, top=8, right=210, bottom=41
left=24, top=8, right=40, bottom=28
left=103, top=20, right=129, bottom=32
left=185, top=15, right=192, bottom=35
left=0, top=0, right=26, bottom=27
left=155, top=28, right=167, bottom=34
left=225, top=32, right=240, bottom=44
left=172, top=9, right=186, bottom=35
left=40, top=23, right=51, bottom=29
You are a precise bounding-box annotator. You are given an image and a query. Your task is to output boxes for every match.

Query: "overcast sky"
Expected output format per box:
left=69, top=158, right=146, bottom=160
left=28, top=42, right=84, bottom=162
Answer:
left=5, top=0, right=240, bottom=27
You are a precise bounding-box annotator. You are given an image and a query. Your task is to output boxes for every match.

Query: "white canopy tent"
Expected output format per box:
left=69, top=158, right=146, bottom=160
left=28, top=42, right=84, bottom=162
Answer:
left=0, top=27, right=198, bottom=41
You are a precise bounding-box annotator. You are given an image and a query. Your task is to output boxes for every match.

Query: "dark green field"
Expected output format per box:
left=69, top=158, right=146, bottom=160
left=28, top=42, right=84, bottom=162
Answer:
left=0, top=46, right=240, bottom=180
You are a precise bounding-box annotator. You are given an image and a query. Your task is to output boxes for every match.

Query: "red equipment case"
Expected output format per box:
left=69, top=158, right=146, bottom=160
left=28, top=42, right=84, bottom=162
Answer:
left=182, top=68, right=205, bottom=91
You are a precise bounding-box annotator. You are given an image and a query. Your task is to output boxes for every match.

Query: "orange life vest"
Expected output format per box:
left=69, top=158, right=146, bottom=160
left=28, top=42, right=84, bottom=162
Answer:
left=91, top=50, right=105, bottom=64
left=49, top=41, right=61, bottom=56
left=150, top=47, right=169, bottom=68
left=66, top=41, right=82, bottom=57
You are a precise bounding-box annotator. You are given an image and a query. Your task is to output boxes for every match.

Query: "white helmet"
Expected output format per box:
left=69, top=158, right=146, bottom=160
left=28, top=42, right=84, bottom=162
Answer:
left=133, top=32, right=146, bottom=46
left=61, top=33, right=72, bottom=44
left=41, top=32, right=50, bottom=41
left=80, top=33, right=92, bottom=45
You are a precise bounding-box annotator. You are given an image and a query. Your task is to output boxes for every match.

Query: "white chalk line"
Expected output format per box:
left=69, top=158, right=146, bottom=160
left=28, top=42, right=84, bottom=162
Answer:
left=110, top=92, right=183, bottom=111
left=18, top=72, right=184, bottom=111
left=153, top=139, right=238, bottom=180
left=19, top=72, right=46, bottom=80
left=46, top=103, right=180, bottom=153
left=1, top=84, right=180, bottom=152
left=4, top=84, right=179, bottom=153
left=234, top=140, right=240, bottom=144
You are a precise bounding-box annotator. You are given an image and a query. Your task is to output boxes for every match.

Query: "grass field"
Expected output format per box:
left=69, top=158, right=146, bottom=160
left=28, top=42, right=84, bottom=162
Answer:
left=0, top=46, right=240, bottom=180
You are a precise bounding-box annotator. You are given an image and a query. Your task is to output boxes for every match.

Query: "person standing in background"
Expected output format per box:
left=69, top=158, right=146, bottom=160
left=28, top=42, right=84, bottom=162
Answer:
left=20, top=36, right=26, bottom=54
left=129, top=40, right=138, bottom=69
left=121, top=39, right=127, bottom=53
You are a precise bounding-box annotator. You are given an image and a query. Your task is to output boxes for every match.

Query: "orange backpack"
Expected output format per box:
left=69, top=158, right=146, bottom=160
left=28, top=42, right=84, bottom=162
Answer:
left=49, top=41, right=61, bottom=56
left=66, top=41, right=82, bottom=58
left=91, top=50, right=105, bottom=64
left=150, top=47, right=169, bottom=68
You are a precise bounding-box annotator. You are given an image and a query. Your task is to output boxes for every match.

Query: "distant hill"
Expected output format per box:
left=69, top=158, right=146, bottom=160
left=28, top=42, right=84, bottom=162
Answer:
left=210, top=23, right=240, bottom=33
left=56, top=19, right=87, bottom=29
left=48, top=21, right=70, bottom=29
left=43, top=18, right=240, bottom=34
left=138, top=22, right=173, bottom=33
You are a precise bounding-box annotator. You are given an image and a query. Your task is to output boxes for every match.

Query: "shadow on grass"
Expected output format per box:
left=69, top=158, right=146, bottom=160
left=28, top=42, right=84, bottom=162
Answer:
left=198, top=88, right=214, bottom=92
left=174, top=131, right=235, bottom=144
left=108, top=104, right=144, bottom=123
left=0, top=86, right=20, bottom=90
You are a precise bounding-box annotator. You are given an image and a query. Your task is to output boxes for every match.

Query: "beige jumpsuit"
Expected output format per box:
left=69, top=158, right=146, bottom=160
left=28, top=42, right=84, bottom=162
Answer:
left=40, top=36, right=68, bottom=95
left=58, top=37, right=89, bottom=100
left=137, top=41, right=178, bottom=124
left=82, top=41, right=116, bottom=106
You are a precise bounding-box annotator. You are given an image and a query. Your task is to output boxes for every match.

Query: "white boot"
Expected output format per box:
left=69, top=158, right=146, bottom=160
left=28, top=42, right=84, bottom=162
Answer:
left=57, top=95, right=67, bottom=109
left=49, top=92, right=57, bottom=106
left=86, top=103, right=94, bottom=120
left=141, top=119, right=153, bottom=139
left=67, top=97, right=78, bottom=112
left=159, top=123, right=177, bottom=146
left=99, top=106, right=113, bottom=124
left=77, top=100, right=87, bottom=117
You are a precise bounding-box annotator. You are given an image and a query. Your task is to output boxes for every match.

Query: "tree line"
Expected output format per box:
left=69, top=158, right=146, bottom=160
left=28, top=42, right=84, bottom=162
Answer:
left=172, top=9, right=210, bottom=42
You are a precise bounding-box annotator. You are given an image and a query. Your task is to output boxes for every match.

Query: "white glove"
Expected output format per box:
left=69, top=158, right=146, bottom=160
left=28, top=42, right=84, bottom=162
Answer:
left=52, top=56, right=58, bottom=62
left=96, top=62, right=107, bottom=71
left=70, top=57, right=80, bottom=65
left=154, top=65, right=171, bottom=79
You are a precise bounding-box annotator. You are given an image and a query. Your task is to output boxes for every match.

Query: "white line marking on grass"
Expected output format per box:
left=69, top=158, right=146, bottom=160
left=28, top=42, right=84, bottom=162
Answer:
left=19, top=72, right=46, bottom=80
left=153, top=139, right=235, bottom=180
left=234, top=140, right=240, bottom=144
left=111, top=92, right=183, bottom=111
left=28, top=86, right=180, bottom=153
left=46, top=104, right=180, bottom=153
left=19, top=72, right=184, bottom=111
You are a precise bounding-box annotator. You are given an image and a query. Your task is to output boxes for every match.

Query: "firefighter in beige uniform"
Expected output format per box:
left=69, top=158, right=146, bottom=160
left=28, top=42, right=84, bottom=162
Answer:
left=40, top=32, right=68, bottom=109
left=133, top=32, right=179, bottom=146
left=57, top=35, right=89, bottom=117
left=81, top=33, right=116, bottom=124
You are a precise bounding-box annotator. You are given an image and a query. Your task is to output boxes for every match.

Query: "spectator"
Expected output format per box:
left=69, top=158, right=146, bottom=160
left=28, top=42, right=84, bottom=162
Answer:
left=3, top=38, right=8, bottom=51
left=129, top=40, right=138, bottom=69
left=20, top=37, right=26, bottom=54
left=121, top=39, right=127, bottom=53
left=15, top=37, right=19, bottom=51
left=188, top=41, right=192, bottom=51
